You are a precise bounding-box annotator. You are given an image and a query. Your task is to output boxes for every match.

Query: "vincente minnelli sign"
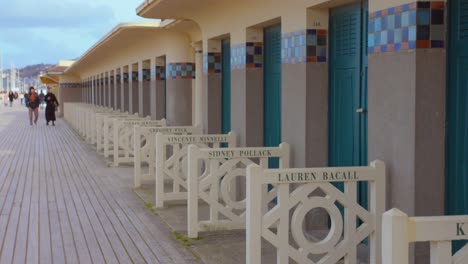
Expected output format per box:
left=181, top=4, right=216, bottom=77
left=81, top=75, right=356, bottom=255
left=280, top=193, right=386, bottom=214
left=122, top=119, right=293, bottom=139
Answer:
left=276, top=170, right=359, bottom=183
left=166, top=135, right=229, bottom=143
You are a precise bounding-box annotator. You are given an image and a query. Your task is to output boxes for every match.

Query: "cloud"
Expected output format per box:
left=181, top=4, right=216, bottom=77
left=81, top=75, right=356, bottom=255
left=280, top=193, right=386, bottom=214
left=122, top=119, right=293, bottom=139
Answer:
left=0, top=0, right=155, bottom=68
left=0, top=0, right=115, bottom=28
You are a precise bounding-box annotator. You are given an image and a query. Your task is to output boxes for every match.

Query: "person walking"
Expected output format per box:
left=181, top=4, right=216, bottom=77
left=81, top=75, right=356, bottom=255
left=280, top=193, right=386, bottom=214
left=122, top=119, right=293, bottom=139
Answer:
left=8, top=91, right=14, bottom=107
left=26, top=87, right=40, bottom=126
left=39, top=90, right=45, bottom=109
left=3, top=93, right=8, bottom=107
left=44, top=87, right=59, bottom=126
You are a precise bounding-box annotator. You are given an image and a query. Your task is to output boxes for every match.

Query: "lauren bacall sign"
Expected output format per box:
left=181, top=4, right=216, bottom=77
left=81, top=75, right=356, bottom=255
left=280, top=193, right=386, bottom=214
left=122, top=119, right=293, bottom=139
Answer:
left=277, top=170, right=359, bottom=182
left=382, top=209, right=468, bottom=264
left=258, top=164, right=382, bottom=185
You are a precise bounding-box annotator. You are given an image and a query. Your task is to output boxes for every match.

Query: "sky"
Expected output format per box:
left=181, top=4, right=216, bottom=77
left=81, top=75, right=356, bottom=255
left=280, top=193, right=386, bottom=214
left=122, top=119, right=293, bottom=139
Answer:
left=0, top=0, right=154, bottom=69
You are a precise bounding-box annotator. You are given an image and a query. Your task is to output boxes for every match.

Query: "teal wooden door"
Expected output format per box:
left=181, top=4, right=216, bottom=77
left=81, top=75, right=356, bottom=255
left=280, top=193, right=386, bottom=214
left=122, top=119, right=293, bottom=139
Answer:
left=359, top=2, right=369, bottom=207
left=447, top=0, right=468, bottom=251
left=329, top=3, right=368, bottom=202
left=447, top=0, right=468, bottom=216
left=222, top=39, right=231, bottom=134
left=264, top=24, right=282, bottom=168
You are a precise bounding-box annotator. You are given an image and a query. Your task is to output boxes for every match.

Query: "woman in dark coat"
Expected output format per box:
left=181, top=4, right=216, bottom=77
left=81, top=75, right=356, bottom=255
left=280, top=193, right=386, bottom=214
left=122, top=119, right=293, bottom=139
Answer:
left=44, top=87, right=59, bottom=126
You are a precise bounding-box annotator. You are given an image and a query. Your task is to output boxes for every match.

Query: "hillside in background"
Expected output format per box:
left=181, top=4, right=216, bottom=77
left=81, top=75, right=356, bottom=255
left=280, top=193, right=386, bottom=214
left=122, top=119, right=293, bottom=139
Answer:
left=20, top=63, right=54, bottom=79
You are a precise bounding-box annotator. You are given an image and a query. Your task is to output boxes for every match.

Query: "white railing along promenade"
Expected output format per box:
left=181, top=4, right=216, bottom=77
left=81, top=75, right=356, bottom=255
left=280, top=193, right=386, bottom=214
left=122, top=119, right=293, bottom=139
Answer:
left=187, top=143, right=290, bottom=238
left=133, top=125, right=202, bottom=188
left=154, top=132, right=237, bottom=208
left=246, top=161, right=386, bottom=264
left=112, top=118, right=166, bottom=166
left=383, top=208, right=468, bottom=264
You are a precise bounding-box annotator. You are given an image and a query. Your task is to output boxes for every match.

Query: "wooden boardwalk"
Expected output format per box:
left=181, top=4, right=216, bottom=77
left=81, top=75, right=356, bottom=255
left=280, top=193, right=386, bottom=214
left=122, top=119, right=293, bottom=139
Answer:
left=0, top=107, right=200, bottom=264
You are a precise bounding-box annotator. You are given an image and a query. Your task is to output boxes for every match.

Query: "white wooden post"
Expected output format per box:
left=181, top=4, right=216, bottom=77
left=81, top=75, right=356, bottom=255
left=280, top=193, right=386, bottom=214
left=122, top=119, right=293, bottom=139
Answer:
left=277, top=177, right=290, bottom=263
left=155, top=132, right=165, bottom=208
left=370, top=160, right=386, bottom=263
left=187, top=144, right=199, bottom=238
left=134, top=125, right=142, bottom=188
left=246, top=164, right=263, bottom=264
left=344, top=181, right=357, bottom=264
left=382, top=208, right=409, bottom=264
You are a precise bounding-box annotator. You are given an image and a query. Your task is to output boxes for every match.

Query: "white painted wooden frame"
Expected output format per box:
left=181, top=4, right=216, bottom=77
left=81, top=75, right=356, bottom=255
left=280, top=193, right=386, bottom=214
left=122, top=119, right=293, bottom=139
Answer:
left=246, top=161, right=386, bottom=264
left=155, top=133, right=237, bottom=208
left=96, top=113, right=135, bottom=152
left=89, top=109, right=117, bottom=144
left=383, top=209, right=468, bottom=264
left=80, top=106, right=107, bottom=142
left=133, top=126, right=203, bottom=188
left=102, top=116, right=148, bottom=158
left=79, top=105, right=119, bottom=138
left=112, top=118, right=165, bottom=166
left=187, top=143, right=291, bottom=238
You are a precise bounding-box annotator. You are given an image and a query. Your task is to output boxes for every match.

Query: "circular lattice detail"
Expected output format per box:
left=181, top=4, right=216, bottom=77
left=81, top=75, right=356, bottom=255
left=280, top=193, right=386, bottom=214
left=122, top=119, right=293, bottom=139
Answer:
left=220, top=168, right=247, bottom=210
left=291, top=196, right=343, bottom=254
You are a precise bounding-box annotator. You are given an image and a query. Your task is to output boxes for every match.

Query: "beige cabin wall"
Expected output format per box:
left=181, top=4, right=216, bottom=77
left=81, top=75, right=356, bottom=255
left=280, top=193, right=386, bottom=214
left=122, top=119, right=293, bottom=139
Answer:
left=76, top=31, right=194, bottom=79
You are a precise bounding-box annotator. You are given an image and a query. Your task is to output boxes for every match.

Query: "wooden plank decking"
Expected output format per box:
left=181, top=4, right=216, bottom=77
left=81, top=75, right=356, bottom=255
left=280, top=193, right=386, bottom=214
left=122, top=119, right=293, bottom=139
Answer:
left=0, top=107, right=200, bottom=264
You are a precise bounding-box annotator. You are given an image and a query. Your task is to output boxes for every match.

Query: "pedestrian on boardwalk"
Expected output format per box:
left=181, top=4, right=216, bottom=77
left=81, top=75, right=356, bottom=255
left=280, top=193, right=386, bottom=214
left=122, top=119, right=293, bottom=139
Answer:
left=26, top=87, right=40, bottom=126
left=3, top=93, right=8, bottom=107
left=23, top=93, right=28, bottom=107
left=39, top=90, right=45, bottom=109
left=8, top=92, right=14, bottom=107
left=44, top=87, right=59, bottom=126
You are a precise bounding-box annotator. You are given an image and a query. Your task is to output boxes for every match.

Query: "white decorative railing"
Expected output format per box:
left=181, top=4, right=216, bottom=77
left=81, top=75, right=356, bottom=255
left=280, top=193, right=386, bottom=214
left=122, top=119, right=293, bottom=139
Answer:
left=85, top=108, right=115, bottom=143
left=383, top=209, right=468, bottom=264
left=246, top=161, right=386, bottom=264
left=155, top=133, right=237, bottom=208
left=96, top=113, right=137, bottom=152
left=112, top=119, right=166, bottom=166
left=93, top=111, right=128, bottom=145
left=187, top=143, right=290, bottom=238
left=133, top=125, right=202, bottom=188
left=102, top=116, right=138, bottom=158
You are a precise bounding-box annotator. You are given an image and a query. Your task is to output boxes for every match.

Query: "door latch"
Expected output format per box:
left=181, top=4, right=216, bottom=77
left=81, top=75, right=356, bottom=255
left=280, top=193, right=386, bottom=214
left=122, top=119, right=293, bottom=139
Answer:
left=356, top=108, right=367, bottom=113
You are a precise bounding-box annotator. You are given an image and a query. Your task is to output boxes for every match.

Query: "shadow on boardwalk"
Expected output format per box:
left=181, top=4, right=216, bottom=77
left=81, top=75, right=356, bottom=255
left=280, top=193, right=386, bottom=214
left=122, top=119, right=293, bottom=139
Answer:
left=0, top=108, right=200, bottom=264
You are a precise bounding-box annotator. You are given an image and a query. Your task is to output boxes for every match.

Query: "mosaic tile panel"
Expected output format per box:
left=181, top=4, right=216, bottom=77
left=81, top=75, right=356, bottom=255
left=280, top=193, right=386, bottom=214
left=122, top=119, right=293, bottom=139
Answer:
left=246, top=42, right=263, bottom=68
left=156, top=66, right=166, bottom=80
left=167, top=63, right=196, bottom=79
left=203, top=52, right=222, bottom=74
left=282, top=29, right=328, bottom=64
left=231, top=42, right=263, bottom=69
left=123, top=73, right=129, bottom=82
left=131, top=71, right=139, bottom=82
left=116, top=74, right=121, bottom=82
left=60, top=83, right=81, bottom=89
left=110, top=76, right=114, bottom=83
left=231, top=44, right=246, bottom=70
left=142, top=69, right=151, bottom=81
left=368, top=1, right=445, bottom=54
